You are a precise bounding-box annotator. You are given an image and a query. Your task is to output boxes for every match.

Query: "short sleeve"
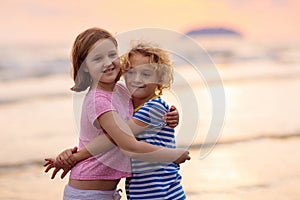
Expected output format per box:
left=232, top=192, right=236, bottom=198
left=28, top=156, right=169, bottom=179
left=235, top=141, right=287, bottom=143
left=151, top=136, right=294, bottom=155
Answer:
left=86, top=92, right=117, bottom=128
left=133, top=99, right=167, bottom=127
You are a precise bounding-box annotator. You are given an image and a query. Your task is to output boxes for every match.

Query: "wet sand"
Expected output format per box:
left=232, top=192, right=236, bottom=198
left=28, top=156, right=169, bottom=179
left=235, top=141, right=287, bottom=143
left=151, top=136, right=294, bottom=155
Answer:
left=181, top=138, right=300, bottom=200
left=1, top=138, right=299, bottom=200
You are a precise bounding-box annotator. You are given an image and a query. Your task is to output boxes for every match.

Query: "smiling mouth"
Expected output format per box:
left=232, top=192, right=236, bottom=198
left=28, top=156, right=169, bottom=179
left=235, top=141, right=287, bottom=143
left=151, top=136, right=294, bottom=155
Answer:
left=130, top=84, right=146, bottom=89
left=102, top=67, right=115, bottom=73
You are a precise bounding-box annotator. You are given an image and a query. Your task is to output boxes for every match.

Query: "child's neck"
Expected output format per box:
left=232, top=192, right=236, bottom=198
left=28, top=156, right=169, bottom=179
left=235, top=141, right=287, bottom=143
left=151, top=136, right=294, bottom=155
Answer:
left=133, top=94, right=159, bottom=110
left=92, top=81, right=116, bottom=92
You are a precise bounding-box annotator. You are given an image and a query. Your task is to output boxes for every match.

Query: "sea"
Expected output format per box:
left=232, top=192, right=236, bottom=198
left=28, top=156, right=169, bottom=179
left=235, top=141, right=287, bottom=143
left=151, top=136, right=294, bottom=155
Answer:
left=0, top=35, right=300, bottom=199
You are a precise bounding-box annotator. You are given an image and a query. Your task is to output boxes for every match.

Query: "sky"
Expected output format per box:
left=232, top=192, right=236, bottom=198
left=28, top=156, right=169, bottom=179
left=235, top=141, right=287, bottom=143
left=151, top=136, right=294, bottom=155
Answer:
left=1, top=0, right=300, bottom=45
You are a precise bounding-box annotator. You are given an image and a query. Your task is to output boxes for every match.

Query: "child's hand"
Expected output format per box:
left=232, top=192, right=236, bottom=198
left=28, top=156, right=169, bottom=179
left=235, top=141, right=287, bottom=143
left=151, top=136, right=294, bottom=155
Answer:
left=174, top=150, right=190, bottom=165
left=56, top=146, right=78, bottom=167
left=43, top=158, right=71, bottom=179
left=164, top=105, right=179, bottom=128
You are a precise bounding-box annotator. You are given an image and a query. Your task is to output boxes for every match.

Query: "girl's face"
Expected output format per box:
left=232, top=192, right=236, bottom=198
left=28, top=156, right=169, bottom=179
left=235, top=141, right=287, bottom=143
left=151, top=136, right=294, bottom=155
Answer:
left=125, top=52, right=160, bottom=100
left=85, top=38, right=120, bottom=87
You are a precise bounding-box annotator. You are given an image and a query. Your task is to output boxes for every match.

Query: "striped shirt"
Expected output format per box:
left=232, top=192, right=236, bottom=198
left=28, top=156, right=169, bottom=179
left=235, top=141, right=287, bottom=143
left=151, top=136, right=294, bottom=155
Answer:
left=126, top=97, right=186, bottom=200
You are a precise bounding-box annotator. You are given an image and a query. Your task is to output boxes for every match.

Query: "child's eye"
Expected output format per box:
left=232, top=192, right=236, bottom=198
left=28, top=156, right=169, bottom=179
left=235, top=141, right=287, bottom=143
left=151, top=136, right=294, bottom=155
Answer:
left=126, top=69, right=136, bottom=76
left=109, top=53, right=117, bottom=58
left=142, top=73, right=150, bottom=77
left=142, top=72, right=152, bottom=77
left=94, top=57, right=103, bottom=61
left=127, top=70, right=134, bottom=75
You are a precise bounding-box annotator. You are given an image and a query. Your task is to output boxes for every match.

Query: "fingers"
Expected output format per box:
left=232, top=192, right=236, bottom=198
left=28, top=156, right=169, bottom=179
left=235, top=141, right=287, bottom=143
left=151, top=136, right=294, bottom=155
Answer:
left=165, top=111, right=178, bottom=118
left=170, top=105, right=176, bottom=111
left=164, top=106, right=178, bottom=118
left=68, top=155, right=77, bottom=166
left=164, top=106, right=179, bottom=127
left=163, top=117, right=179, bottom=124
left=64, top=149, right=77, bottom=165
left=44, top=164, right=54, bottom=173
left=64, top=150, right=74, bottom=166
left=44, top=157, right=69, bottom=179
left=185, top=152, right=191, bottom=161
left=179, top=151, right=191, bottom=164
left=167, top=121, right=179, bottom=128
left=51, top=167, right=60, bottom=179
left=44, top=158, right=54, bottom=166
left=166, top=118, right=178, bottom=123
left=44, top=158, right=55, bottom=172
left=43, top=161, right=51, bottom=167
left=174, top=151, right=190, bottom=165
left=56, top=155, right=64, bottom=166
left=61, top=168, right=71, bottom=179
left=184, top=152, right=191, bottom=162
left=57, top=149, right=73, bottom=167
left=71, top=146, right=78, bottom=153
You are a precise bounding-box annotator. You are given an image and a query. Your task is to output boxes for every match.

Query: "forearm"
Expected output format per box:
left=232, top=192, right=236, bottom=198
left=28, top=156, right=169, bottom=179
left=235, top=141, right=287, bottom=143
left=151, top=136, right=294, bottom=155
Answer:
left=121, top=117, right=186, bottom=163
left=126, top=118, right=148, bottom=135
left=72, top=148, right=92, bottom=162
left=72, top=135, right=116, bottom=162
left=122, top=146, right=186, bottom=162
left=84, top=134, right=116, bottom=156
left=100, top=112, right=160, bottom=153
left=100, top=111, right=185, bottom=162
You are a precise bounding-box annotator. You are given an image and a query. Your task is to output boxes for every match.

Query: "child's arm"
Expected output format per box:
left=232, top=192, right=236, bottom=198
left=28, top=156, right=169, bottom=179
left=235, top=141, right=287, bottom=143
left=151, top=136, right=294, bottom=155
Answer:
left=55, top=135, right=115, bottom=167
left=98, top=110, right=187, bottom=162
left=48, top=109, right=186, bottom=178
left=57, top=106, right=180, bottom=165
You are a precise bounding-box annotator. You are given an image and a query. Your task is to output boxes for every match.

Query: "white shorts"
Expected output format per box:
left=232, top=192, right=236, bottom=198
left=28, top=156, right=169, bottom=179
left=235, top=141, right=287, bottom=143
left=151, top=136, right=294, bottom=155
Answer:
left=63, top=184, right=122, bottom=200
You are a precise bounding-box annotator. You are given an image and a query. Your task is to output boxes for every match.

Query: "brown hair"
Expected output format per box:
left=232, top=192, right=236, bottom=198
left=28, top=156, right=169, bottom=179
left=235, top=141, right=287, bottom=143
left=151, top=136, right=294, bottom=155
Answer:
left=70, top=27, right=119, bottom=92
left=121, top=41, right=173, bottom=95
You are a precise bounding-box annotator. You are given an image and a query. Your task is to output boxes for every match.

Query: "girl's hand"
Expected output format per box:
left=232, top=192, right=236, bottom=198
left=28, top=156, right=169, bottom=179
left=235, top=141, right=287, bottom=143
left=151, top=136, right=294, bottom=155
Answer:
left=44, top=158, right=71, bottom=179
left=173, top=150, right=190, bottom=165
left=56, top=146, right=78, bottom=167
left=164, top=105, right=179, bottom=128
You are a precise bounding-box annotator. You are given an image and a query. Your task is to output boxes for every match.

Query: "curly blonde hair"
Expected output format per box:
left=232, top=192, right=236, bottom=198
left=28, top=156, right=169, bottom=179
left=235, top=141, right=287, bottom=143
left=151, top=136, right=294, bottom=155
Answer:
left=121, top=41, right=173, bottom=95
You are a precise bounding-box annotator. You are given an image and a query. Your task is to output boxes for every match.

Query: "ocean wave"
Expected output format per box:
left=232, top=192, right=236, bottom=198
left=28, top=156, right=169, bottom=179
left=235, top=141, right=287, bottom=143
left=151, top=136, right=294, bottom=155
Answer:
left=0, top=160, right=44, bottom=174
left=0, top=92, right=69, bottom=106
left=1, top=39, right=300, bottom=81
left=1, top=132, right=299, bottom=172
left=188, top=132, right=300, bottom=150
left=1, top=71, right=299, bottom=106
left=0, top=59, right=69, bottom=81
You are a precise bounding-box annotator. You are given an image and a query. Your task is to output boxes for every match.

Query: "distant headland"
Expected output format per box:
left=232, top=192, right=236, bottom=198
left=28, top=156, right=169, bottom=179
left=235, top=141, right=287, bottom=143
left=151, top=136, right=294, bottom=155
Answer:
left=185, top=27, right=242, bottom=37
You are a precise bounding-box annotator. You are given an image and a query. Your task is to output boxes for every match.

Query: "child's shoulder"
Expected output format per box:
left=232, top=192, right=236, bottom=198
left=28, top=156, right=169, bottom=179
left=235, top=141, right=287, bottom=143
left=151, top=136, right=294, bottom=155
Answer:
left=115, top=81, right=127, bottom=90
left=85, top=89, right=112, bottom=106
left=144, top=96, right=169, bottom=111
left=115, top=81, right=131, bottom=96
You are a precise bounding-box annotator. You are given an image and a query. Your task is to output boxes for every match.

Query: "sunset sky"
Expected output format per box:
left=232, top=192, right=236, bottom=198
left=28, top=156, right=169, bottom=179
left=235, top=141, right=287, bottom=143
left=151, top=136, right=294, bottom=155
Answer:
left=1, top=0, right=300, bottom=44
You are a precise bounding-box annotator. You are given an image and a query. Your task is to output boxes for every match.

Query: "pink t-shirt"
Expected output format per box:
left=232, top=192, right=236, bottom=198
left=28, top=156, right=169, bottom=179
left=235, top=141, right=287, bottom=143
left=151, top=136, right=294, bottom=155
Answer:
left=70, top=83, right=133, bottom=180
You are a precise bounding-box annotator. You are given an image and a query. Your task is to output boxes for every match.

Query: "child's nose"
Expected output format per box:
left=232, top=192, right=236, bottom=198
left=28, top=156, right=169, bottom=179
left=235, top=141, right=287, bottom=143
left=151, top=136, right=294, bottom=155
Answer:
left=103, top=57, right=113, bottom=67
left=133, top=73, right=142, bottom=83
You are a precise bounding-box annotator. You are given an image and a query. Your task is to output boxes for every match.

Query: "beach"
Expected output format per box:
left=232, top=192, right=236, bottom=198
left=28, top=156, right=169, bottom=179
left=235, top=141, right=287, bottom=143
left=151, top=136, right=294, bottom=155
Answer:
left=1, top=37, right=300, bottom=199
left=1, top=138, right=299, bottom=200
left=1, top=71, right=300, bottom=199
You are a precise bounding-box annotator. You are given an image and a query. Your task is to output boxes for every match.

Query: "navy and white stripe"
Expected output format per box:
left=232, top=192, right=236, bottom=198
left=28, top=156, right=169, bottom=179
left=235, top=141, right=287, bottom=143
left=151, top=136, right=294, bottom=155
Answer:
left=126, top=97, right=186, bottom=200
